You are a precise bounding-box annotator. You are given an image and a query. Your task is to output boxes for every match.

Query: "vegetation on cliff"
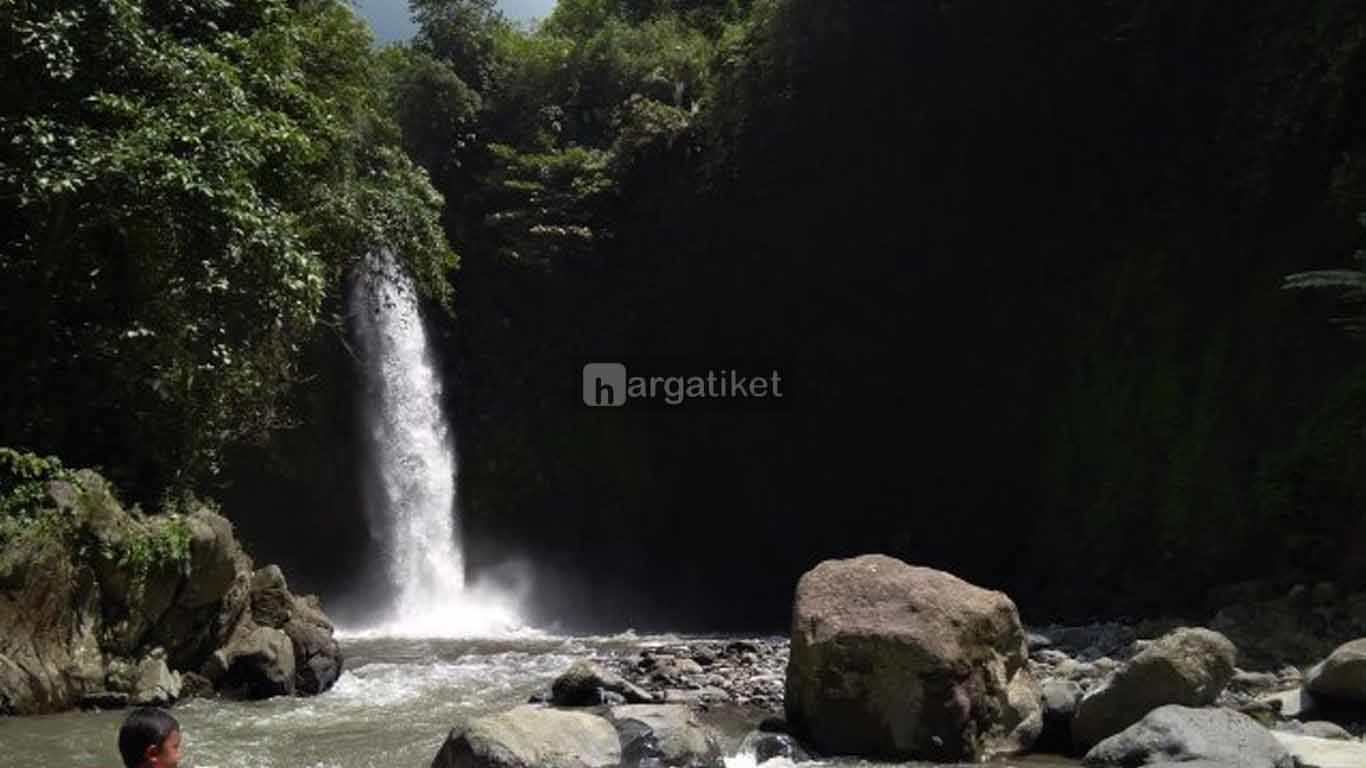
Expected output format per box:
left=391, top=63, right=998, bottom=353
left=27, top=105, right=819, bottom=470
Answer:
left=0, top=448, right=341, bottom=714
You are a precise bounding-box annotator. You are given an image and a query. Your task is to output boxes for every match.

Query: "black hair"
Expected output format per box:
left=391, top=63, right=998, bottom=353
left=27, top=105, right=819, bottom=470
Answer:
left=118, top=707, right=180, bottom=768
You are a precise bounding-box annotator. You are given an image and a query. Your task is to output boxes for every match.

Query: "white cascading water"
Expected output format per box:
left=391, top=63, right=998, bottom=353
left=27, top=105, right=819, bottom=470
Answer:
left=350, top=251, right=519, bottom=637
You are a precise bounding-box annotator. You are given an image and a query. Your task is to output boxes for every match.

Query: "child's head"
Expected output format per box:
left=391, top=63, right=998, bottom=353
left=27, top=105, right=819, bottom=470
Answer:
left=118, top=707, right=183, bottom=768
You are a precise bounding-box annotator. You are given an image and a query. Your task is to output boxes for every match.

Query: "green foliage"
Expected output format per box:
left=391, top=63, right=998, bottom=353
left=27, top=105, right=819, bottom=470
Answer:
left=378, top=47, right=483, bottom=181
left=482, top=144, right=615, bottom=266
left=114, top=514, right=194, bottom=596
left=404, top=0, right=720, bottom=271
left=0, top=449, right=194, bottom=597
left=410, top=0, right=505, bottom=91
left=0, top=448, right=69, bottom=524
left=0, top=0, right=455, bottom=497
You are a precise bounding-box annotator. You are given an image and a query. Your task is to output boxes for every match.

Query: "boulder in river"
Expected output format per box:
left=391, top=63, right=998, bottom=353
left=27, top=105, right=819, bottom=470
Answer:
left=737, top=730, right=812, bottom=765
left=1305, top=638, right=1366, bottom=707
left=430, top=705, right=621, bottom=768
left=1035, top=679, right=1082, bottom=754
left=784, top=554, right=1042, bottom=761
left=206, top=624, right=296, bottom=699
left=1082, top=705, right=1293, bottom=768
left=284, top=593, right=343, bottom=695
left=1072, top=626, right=1237, bottom=748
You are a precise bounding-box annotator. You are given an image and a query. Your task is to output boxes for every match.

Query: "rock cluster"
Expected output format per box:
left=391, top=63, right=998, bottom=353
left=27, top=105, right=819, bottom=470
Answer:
left=432, top=703, right=724, bottom=768
left=0, top=471, right=342, bottom=715
left=591, top=639, right=789, bottom=711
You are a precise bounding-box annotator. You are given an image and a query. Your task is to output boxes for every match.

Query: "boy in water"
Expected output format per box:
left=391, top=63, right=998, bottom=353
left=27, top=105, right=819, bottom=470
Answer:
left=118, top=707, right=184, bottom=768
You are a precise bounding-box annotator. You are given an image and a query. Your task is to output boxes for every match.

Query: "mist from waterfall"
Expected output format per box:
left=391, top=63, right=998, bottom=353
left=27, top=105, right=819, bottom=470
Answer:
left=350, top=252, right=521, bottom=637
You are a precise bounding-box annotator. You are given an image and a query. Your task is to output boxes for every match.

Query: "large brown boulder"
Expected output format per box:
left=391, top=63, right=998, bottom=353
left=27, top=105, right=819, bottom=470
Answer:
left=1072, top=627, right=1237, bottom=749
left=784, top=554, right=1041, bottom=761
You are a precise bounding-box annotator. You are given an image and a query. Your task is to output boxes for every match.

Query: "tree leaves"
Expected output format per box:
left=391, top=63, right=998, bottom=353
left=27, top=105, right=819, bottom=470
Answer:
left=0, top=0, right=454, bottom=498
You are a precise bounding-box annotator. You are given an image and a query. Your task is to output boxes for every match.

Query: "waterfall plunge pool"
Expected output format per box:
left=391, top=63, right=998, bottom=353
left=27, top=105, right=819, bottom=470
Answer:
left=0, top=632, right=1081, bottom=768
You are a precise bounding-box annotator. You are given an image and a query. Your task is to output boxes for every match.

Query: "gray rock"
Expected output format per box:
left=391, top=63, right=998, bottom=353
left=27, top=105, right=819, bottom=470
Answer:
left=552, top=660, right=653, bottom=706
left=1082, top=705, right=1293, bottom=768
left=207, top=624, right=296, bottom=699
left=284, top=594, right=343, bottom=695
left=610, top=705, right=722, bottom=768
left=1306, top=639, right=1366, bottom=706
left=179, top=671, right=215, bottom=700
left=130, top=650, right=181, bottom=706
left=250, top=565, right=293, bottom=629
left=1036, top=679, right=1082, bottom=753
left=784, top=555, right=1041, bottom=761
left=737, top=730, right=813, bottom=765
left=1272, top=732, right=1366, bottom=768
left=1072, top=627, right=1237, bottom=748
left=430, top=705, right=620, bottom=768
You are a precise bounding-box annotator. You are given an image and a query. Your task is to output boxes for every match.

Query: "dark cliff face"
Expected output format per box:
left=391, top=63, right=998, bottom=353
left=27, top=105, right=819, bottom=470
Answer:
left=224, top=0, right=1366, bottom=632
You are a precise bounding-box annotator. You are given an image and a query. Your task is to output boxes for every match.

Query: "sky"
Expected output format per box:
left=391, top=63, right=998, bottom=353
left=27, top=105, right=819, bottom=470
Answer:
left=355, top=0, right=558, bottom=43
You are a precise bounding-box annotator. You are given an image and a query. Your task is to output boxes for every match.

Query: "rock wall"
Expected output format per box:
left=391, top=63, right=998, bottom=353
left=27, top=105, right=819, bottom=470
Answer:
left=0, top=468, right=342, bottom=715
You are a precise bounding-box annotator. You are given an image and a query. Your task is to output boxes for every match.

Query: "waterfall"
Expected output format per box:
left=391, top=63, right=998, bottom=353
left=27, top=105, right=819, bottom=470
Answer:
left=350, top=251, right=518, bottom=637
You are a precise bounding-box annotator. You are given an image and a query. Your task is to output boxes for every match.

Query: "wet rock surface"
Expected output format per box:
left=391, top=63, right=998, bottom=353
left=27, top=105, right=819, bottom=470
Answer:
left=0, top=471, right=343, bottom=715
left=594, top=638, right=790, bottom=712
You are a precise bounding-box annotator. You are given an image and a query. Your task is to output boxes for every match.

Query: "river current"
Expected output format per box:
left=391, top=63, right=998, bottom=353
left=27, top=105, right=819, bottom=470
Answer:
left=0, top=633, right=1078, bottom=768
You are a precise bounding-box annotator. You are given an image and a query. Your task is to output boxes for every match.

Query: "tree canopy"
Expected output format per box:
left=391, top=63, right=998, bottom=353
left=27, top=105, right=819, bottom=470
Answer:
left=0, top=0, right=455, bottom=498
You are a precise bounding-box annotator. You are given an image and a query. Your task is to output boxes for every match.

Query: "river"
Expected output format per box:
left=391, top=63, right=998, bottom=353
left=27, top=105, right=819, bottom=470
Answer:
left=0, top=633, right=1080, bottom=768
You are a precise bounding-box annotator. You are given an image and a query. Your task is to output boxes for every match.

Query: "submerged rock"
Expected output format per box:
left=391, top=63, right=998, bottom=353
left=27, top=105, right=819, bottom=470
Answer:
left=784, top=554, right=1041, bottom=761
left=1072, top=627, right=1237, bottom=748
left=249, top=565, right=293, bottom=629
left=1083, top=705, right=1292, bottom=768
left=430, top=705, right=621, bottom=768
left=737, top=730, right=812, bottom=765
